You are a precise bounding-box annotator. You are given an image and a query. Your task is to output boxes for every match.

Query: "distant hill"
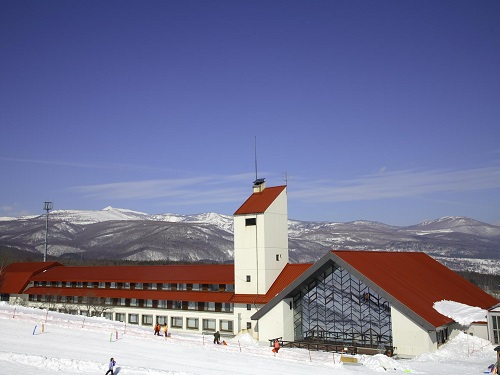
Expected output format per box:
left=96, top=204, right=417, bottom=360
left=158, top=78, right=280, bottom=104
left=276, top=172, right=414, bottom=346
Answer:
left=1, top=208, right=499, bottom=274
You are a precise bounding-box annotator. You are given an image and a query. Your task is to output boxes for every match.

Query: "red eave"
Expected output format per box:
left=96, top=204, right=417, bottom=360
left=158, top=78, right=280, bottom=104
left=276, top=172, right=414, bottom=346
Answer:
left=29, top=264, right=235, bottom=284
left=0, top=262, right=62, bottom=294
left=332, top=251, right=499, bottom=327
left=231, top=263, right=313, bottom=304
left=234, top=185, right=286, bottom=215
left=24, top=287, right=234, bottom=303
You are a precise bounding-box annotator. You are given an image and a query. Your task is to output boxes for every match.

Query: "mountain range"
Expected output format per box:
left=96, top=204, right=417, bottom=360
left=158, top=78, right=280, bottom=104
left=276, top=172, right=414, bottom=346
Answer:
left=1, top=207, right=499, bottom=274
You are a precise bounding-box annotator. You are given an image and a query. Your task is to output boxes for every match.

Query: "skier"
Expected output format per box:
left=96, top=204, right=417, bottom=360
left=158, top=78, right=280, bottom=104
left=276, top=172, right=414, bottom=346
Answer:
left=213, top=330, right=221, bottom=344
left=105, top=357, right=116, bottom=375
left=163, top=323, right=168, bottom=338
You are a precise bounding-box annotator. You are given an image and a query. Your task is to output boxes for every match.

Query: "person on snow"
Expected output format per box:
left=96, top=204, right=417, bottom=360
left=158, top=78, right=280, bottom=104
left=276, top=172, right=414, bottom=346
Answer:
left=105, top=357, right=116, bottom=375
left=273, top=339, right=280, bottom=353
left=154, top=323, right=160, bottom=336
left=163, top=323, right=168, bottom=338
left=213, top=330, right=221, bottom=344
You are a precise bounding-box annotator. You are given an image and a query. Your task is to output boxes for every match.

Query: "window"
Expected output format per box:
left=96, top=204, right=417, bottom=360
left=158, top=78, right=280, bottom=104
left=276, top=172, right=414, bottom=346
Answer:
left=246, top=275, right=251, bottom=282
left=124, top=282, right=130, bottom=289
left=65, top=281, right=72, bottom=287
left=161, top=283, right=170, bottom=290
left=191, top=284, right=200, bottom=291
left=246, top=304, right=251, bottom=311
left=188, top=301, right=196, bottom=310
left=173, top=301, right=182, bottom=309
left=144, top=299, right=153, bottom=307
left=46, top=281, right=52, bottom=287
left=105, top=298, right=112, bottom=305
left=142, top=315, right=153, bottom=325
left=222, top=303, right=233, bottom=312
left=130, top=299, right=138, bottom=307
left=76, top=282, right=83, bottom=288
left=135, top=283, right=143, bottom=290
left=157, top=300, right=166, bottom=308
left=178, top=283, right=187, bottom=291
left=220, top=320, right=233, bottom=332
left=186, top=318, right=199, bottom=330
left=98, top=282, right=105, bottom=289
left=245, top=218, right=256, bottom=226
left=86, top=282, right=93, bottom=288
left=56, top=282, right=62, bottom=287
left=276, top=254, right=281, bottom=261
left=209, top=284, right=219, bottom=291
left=206, top=302, right=215, bottom=311
left=492, top=315, right=500, bottom=344
left=156, top=315, right=168, bottom=325
left=246, top=322, right=252, bottom=330
left=110, top=282, right=117, bottom=289
left=171, top=316, right=183, bottom=328
left=128, top=314, right=139, bottom=324
left=202, top=319, right=216, bottom=331
left=118, top=298, right=126, bottom=306
left=225, top=284, right=234, bottom=292
left=149, top=283, right=157, bottom=290
left=103, top=312, right=113, bottom=320
left=115, top=313, right=125, bottom=322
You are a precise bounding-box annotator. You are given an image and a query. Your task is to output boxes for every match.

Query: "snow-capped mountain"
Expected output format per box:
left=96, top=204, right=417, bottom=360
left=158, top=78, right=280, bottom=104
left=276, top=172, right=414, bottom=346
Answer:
left=0, top=208, right=499, bottom=274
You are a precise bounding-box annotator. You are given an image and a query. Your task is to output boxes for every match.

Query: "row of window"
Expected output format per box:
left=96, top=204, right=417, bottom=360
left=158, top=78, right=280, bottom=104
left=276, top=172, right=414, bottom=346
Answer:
left=29, top=295, right=233, bottom=312
left=45, top=307, right=235, bottom=332
left=32, top=281, right=234, bottom=292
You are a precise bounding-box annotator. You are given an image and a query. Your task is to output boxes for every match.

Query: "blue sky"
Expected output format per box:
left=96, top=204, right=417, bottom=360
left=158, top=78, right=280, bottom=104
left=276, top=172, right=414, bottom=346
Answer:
left=1, top=0, right=499, bottom=226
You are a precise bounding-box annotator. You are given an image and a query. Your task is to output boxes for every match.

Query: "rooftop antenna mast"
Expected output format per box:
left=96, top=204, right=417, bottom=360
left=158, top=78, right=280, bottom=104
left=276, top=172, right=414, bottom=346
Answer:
left=254, top=135, right=258, bottom=181
left=43, top=201, right=53, bottom=262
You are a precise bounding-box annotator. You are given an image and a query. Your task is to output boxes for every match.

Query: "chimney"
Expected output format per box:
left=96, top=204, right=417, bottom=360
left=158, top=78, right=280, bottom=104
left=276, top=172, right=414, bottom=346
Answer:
left=253, top=178, right=266, bottom=193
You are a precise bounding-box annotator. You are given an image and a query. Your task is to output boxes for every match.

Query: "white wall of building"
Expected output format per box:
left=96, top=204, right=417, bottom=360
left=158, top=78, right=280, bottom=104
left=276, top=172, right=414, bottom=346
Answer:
left=391, top=307, right=436, bottom=357
left=234, top=187, right=288, bottom=295
left=255, top=299, right=294, bottom=343
left=27, top=300, right=239, bottom=336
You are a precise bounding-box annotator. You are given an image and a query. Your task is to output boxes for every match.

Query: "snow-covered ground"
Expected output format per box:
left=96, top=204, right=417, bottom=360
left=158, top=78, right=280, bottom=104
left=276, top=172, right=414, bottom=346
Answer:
left=0, top=302, right=497, bottom=374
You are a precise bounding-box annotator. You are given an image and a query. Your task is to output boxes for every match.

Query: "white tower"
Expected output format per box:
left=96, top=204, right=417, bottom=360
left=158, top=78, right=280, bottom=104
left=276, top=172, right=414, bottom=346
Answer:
left=233, top=179, right=289, bottom=295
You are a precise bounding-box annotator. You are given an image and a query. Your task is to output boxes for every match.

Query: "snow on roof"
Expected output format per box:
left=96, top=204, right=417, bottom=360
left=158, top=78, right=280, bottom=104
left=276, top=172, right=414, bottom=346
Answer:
left=433, top=300, right=488, bottom=326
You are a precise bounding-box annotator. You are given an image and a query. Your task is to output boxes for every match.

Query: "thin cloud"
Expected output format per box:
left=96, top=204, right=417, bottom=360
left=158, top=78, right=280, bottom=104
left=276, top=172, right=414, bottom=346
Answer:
left=69, top=174, right=254, bottom=204
left=290, top=166, right=500, bottom=203
left=0, top=157, right=167, bottom=172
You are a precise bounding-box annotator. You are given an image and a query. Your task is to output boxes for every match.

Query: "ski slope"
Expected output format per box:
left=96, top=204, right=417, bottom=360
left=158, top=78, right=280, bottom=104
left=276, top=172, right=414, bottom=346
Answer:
left=0, top=302, right=496, bottom=374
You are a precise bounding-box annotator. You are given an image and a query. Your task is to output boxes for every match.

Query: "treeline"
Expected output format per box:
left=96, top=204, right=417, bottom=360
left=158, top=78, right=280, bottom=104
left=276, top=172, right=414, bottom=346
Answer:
left=0, top=245, right=224, bottom=268
left=457, top=270, right=500, bottom=299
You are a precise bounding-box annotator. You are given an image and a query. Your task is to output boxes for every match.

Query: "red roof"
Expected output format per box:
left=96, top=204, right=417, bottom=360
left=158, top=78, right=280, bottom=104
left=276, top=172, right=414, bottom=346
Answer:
left=29, top=264, right=234, bottom=284
left=231, top=263, right=312, bottom=304
left=234, top=185, right=286, bottom=215
left=0, top=262, right=62, bottom=294
left=332, top=251, right=499, bottom=327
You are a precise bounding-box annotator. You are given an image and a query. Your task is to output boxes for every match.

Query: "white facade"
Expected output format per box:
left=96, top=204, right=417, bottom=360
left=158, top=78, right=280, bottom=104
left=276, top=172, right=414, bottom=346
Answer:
left=256, top=298, right=295, bottom=342
left=391, top=306, right=437, bottom=356
left=233, top=185, right=288, bottom=295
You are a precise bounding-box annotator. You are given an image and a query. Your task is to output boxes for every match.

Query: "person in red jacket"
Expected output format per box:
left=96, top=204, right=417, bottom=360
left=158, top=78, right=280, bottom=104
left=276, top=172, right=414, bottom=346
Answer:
left=273, top=339, right=280, bottom=353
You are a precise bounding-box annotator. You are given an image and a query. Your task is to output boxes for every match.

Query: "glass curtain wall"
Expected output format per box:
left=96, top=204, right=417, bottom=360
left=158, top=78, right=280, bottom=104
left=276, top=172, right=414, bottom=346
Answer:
left=293, top=263, right=392, bottom=349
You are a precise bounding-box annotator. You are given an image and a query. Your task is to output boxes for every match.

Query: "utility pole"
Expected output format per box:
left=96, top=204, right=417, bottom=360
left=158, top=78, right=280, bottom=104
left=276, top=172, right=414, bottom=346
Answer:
left=43, top=202, right=53, bottom=262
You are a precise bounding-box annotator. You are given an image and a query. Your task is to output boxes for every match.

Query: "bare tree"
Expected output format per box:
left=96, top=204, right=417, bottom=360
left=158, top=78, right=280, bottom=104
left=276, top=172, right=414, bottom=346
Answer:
left=83, top=291, right=114, bottom=317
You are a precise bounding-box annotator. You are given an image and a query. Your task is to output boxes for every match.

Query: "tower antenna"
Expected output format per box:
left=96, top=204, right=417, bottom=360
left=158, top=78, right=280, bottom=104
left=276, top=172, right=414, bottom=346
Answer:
left=43, top=201, right=53, bottom=262
left=254, top=136, right=258, bottom=181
